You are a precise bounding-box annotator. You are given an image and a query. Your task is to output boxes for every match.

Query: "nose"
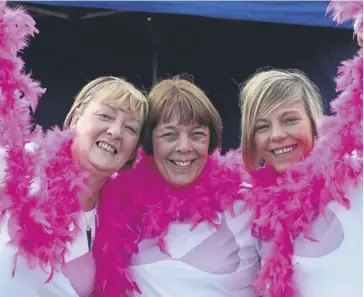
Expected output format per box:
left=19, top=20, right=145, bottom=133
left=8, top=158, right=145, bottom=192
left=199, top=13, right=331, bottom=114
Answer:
left=176, top=134, right=192, bottom=153
left=270, top=124, right=287, bottom=142
left=106, top=122, right=122, bottom=140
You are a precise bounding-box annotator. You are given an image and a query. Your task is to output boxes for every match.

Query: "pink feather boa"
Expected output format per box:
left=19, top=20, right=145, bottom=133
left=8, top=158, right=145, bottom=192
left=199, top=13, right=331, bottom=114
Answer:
left=1, top=0, right=361, bottom=296
left=0, top=1, right=89, bottom=282
left=239, top=2, right=363, bottom=297
left=93, top=149, right=246, bottom=297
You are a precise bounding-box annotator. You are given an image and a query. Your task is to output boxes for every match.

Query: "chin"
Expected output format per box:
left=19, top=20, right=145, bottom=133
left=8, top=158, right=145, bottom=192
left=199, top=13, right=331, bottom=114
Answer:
left=273, top=162, right=294, bottom=173
left=170, top=178, right=194, bottom=187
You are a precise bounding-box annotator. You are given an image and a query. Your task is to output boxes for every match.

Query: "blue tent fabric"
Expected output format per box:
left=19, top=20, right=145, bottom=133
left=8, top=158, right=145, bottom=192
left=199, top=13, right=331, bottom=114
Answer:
left=24, top=1, right=352, bottom=29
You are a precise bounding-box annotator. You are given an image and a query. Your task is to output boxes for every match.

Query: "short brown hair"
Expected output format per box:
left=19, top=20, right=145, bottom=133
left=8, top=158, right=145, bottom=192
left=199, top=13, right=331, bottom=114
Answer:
left=64, top=76, right=148, bottom=129
left=240, top=69, right=324, bottom=172
left=143, top=77, right=222, bottom=155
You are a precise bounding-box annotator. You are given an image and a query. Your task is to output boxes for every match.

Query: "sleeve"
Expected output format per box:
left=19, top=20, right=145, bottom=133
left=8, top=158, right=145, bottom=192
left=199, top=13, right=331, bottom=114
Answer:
left=0, top=244, right=80, bottom=297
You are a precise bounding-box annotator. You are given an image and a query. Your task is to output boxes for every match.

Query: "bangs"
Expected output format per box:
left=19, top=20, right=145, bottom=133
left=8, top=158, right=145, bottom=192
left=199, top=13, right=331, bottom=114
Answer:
left=152, top=91, right=211, bottom=127
left=96, top=82, right=148, bottom=122
left=258, top=80, right=302, bottom=119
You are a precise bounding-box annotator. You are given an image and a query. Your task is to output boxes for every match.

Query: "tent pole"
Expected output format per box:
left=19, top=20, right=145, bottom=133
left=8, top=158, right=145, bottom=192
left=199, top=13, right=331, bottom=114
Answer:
left=148, top=17, right=158, bottom=85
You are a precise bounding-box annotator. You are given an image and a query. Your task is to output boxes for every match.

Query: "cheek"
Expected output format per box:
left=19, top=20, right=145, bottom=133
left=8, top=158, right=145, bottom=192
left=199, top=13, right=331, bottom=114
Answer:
left=152, top=137, right=170, bottom=160
left=123, top=135, right=139, bottom=153
left=196, top=141, right=209, bottom=157
left=294, top=125, right=314, bottom=151
left=76, top=118, right=100, bottom=140
left=254, top=134, right=266, bottom=156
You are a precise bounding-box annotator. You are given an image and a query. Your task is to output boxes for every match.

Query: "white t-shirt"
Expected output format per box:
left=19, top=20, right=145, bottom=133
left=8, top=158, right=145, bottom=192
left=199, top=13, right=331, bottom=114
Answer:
left=260, top=183, right=363, bottom=297
left=129, top=201, right=260, bottom=297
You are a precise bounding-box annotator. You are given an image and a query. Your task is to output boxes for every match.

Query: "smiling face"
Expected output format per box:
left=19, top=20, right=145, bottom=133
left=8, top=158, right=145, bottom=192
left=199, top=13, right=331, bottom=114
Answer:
left=152, top=113, right=210, bottom=186
left=254, top=100, right=314, bottom=173
left=70, top=100, right=142, bottom=176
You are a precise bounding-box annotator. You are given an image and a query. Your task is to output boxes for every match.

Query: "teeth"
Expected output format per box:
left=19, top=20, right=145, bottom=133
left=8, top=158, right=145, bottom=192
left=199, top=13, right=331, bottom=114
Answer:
left=97, top=142, right=116, bottom=153
left=174, top=161, right=191, bottom=167
left=274, top=146, right=294, bottom=155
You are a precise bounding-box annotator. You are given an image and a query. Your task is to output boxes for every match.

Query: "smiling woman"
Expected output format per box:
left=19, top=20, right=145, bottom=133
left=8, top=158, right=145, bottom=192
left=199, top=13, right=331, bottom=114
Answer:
left=239, top=61, right=362, bottom=297
left=0, top=75, right=149, bottom=297
left=92, top=76, right=260, bottom=297
left=65, top=76, right=148, bottom=210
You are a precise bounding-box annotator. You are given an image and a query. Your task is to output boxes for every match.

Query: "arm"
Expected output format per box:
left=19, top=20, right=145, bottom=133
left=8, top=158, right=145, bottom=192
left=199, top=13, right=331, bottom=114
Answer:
left=225, top=202, right=261, bottom=297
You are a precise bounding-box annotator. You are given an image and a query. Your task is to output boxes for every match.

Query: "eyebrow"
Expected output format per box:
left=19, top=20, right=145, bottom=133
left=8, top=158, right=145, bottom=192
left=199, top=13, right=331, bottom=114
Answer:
left=125, top=117, right=141, bottom=123
left=159, top=125, right=177, bottom=130
left=280, top=110, right=300, bottom=117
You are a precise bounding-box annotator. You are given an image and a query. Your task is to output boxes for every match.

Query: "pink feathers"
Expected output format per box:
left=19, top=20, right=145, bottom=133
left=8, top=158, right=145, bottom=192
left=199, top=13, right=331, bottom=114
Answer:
left=245, top=2, right=363, bottom=297
left=0, top=1, right=88, bottom=282
left=93, top=149, right=245, bottom=297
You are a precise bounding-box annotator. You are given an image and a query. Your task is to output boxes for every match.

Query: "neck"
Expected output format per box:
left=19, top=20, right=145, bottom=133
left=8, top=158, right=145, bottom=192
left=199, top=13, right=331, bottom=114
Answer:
left=79, top=173, right=108, bottom=212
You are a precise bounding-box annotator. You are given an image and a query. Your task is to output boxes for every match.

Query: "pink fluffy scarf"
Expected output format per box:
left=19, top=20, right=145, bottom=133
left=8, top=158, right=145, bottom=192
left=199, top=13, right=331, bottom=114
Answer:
left=0, top=1, right=88, bottom=282
left=92, top=149, right=246, bottom=297
left=0, top=1, right=362, bottom=297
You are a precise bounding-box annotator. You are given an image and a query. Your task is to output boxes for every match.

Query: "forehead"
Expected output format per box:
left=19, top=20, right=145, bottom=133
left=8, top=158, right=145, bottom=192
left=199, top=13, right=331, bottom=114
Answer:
left=156, top=112, right=207, bottom=129
left=86, top=100, right=140, bottom=121
left=259, top=100, right=307, bottom=120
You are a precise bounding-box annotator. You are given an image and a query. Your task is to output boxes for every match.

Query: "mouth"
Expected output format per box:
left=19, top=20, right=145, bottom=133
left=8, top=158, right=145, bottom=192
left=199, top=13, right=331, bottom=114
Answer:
left=270, top=144, right=298, bottom=156
left=96, top=141, right=118, bottom=154
left=169, top=160, right=195, bottom=167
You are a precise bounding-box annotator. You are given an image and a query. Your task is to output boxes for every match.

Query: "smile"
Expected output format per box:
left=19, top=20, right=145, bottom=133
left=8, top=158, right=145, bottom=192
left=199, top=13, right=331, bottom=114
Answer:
left=96, top=141, right=117, bottom=154
left=170, top=160, right=194, bottom=167
left=271, top=145, right=297, bottom=156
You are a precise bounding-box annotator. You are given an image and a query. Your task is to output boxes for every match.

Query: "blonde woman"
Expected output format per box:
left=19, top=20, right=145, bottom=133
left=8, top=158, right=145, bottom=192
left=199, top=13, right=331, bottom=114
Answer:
left=240, top=69, right=362, bottom=297
left=0, top=76, right=148, bottom=297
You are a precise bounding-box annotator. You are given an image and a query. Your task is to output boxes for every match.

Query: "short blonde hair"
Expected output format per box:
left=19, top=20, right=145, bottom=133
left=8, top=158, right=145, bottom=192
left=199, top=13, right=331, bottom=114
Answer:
left=64, top=76, right=148, bottom=129
left=143, top=76, right=222, bottom=155
left=240, top=69, right=324, bottom=172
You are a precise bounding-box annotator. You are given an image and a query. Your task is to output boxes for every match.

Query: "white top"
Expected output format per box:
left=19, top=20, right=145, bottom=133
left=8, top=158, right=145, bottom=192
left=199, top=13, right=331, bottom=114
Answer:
left=129, top=201, right=260, bottom=297
left=293, top=184, right=363, bottom=297
left=260, top=183, right=363, bottom=297
left=0, top=145, right=96, bottom=297
left=0, top=211, right=96, bottom=297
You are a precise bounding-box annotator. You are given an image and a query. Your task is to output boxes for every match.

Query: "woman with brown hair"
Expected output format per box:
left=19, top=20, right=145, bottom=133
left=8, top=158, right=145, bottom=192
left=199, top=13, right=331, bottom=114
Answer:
left=93, top=77, right=260, bottom=297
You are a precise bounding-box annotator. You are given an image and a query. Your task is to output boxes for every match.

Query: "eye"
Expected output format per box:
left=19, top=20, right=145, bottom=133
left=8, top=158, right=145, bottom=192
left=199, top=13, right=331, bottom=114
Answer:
left=255, top=124, right=269, bottom=132
left=161, top=132, right=175, bottom=138
left=193, top=131, right=206, bottom=136
left=285, top=117, right=298, bottom=124
left=125, top=125, right=137, bottom=134
left=191, top=131, right=206, bottom=140
left=97, top=113, right=113, bottom=120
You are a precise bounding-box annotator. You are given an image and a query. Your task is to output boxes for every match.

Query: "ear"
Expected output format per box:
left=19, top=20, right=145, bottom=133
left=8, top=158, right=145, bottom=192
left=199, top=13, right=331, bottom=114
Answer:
left=70, top=108, right=81, bottom=128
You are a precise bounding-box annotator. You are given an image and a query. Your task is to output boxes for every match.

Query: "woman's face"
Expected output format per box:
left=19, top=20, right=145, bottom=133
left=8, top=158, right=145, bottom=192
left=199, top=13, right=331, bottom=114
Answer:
left=152, top=113, right=210, bottom=186
left=254, top=100, right=314, bottom=173
left=70, top=100, right=142, bottom=176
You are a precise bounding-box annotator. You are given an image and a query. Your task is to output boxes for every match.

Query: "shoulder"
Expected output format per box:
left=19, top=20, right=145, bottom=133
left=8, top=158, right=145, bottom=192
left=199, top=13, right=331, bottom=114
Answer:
left=209, top=149, right=251, bottom=207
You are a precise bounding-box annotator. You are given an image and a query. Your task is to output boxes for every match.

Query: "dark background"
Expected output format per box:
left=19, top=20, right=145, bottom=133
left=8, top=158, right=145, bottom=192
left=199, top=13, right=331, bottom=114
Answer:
left=20, top=5, right=358, bottom=150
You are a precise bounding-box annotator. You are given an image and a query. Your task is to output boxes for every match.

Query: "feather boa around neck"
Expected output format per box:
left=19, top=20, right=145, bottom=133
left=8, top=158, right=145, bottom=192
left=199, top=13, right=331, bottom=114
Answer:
left=93, top=149, right=245, bottom=297
left=0, top=1, right=88, bottom=282
left=0, top=1, right=362, bottom=297
left=240, top=2, right=363, bottom=297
